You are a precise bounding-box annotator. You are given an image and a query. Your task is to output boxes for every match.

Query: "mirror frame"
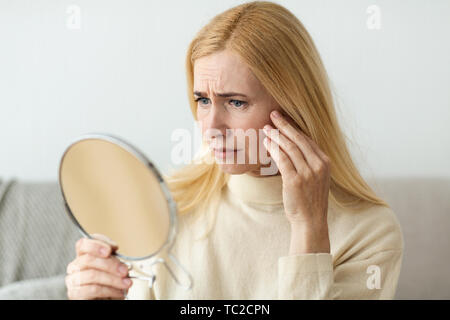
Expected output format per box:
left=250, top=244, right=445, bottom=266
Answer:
left=58, top=133, right=178, bottom=261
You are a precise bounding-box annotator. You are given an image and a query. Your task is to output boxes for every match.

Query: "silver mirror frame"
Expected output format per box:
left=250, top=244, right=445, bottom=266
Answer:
left=58, top=133, right=192, bottom=290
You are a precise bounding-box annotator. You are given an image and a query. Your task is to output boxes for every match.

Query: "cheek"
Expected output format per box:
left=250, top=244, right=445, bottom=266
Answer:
left=232, top=112, right=266, bottom=130
left=196, top=107, right=204, bottom=120
left=196, top=109, right=207, bottom=126
left=243, top=120, right=271, bottom=155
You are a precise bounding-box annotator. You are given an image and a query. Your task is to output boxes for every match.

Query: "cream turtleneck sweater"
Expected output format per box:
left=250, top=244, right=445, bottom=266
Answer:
left=126, top=173, right=404, bottom=300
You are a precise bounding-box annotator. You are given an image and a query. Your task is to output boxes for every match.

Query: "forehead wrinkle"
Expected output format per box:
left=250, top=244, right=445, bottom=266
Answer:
left=195, top=68, right=226, bottom=96
left=201, top=80, right=226, bottom=98
left=194, top=56, right=256, bottom=97
left=195, top=65, right=220, bottom=80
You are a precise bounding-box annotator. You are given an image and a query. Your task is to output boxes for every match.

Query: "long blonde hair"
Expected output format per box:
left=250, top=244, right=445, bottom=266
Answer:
left=163, top=1, right=389, bottom=220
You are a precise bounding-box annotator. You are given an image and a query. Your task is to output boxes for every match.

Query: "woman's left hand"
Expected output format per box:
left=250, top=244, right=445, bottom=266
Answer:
left=263, top=110, right=331, bottom=254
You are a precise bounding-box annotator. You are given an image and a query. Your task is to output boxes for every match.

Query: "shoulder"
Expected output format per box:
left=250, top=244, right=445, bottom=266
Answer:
left=328, top=203, right=404, bottom=261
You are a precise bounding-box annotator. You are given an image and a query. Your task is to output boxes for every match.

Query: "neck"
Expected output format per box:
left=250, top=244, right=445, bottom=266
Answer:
left=226, top=172, right=283, bottom=205
left=245, top=166, right=281, bottom=178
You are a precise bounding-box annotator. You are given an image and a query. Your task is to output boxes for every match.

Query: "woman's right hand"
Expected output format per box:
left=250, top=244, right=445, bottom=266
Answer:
left=65, top=234, right=133, bottom=300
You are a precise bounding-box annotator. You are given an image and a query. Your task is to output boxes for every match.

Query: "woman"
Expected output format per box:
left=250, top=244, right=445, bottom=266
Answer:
left=65, top=1, right=403, bottom=300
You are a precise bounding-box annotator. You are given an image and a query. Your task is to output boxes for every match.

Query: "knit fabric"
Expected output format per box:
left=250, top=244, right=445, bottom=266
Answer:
left=126, top=173, right=404, bottom=299
left=0, top=179, right=80, bottom=299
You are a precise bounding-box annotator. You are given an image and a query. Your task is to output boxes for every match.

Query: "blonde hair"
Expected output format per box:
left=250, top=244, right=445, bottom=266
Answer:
left=163, top=1, right=389, bottom=222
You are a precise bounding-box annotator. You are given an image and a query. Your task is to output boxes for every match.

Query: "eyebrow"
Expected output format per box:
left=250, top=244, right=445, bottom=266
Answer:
left=193, top=91, right=248, bottom=98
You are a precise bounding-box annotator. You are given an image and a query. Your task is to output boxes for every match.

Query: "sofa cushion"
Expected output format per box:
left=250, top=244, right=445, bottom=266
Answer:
left=369, top=177, right=450, bottom=299
left=0, top=178, right=80, bottom=298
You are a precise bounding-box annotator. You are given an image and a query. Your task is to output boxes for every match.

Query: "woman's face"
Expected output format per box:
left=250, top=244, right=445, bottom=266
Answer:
left=194, top=49, right=282, bottom=176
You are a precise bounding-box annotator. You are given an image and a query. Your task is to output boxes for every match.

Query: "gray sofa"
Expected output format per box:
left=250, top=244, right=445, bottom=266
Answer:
left=0, top=177, right=449, bottom=299
left=0, top=179, right=79, bottom=299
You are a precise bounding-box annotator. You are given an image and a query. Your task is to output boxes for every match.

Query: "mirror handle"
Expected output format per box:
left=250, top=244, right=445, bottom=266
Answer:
left=149, top=254, right=193, bottom=291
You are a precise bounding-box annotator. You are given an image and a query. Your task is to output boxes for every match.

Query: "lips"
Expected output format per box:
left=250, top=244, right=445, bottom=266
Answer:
left=210, top=144, right=241, bottom=151
left=213, top=148, right=238, bottom=152
left=213, top=148, right=241, bottom=159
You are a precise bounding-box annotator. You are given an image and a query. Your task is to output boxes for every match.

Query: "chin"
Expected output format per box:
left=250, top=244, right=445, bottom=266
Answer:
left=217, top=164, right=247, bottom=174
left=217, top=163, right=258, bottom=175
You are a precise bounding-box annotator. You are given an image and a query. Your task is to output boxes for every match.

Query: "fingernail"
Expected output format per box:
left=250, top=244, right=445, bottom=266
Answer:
left=118, top=264, right=128, bottom=275
left=100, top=247, right=109, bottom=256
left=271, top=110, right=280, bottom=118
left=123, top=278, right=132, bottom=286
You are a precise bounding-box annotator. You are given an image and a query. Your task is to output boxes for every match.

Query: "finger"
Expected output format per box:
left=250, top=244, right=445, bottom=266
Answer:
left=68, top=284, right=127, bottom=300
left=270, top=110, right=323, bottom=170
left=91, top=233, right=118, bottom=247
left=302, top=133, right=331, bottom=164
left=67, top=254, right=129, bottom=278
left=263, top=124, right=309, bottom=173
left=263, top=136, right=296, bottom=177
left=75, top=237, right=117, bottom=259
left=66, top=269, right=133, bottom=291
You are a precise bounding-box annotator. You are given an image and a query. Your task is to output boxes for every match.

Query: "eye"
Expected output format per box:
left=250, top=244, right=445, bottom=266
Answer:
left=194, top=97, right=210, bottom=106
left=229, top=99, right=247, bottom=108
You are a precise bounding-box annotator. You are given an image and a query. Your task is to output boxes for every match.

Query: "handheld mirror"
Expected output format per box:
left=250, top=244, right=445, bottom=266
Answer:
left=58, top=133, right=193, bottom=292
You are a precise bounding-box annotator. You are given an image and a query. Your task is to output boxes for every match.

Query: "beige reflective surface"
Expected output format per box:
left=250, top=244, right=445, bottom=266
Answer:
left=60, top=138, right=170, bottom=258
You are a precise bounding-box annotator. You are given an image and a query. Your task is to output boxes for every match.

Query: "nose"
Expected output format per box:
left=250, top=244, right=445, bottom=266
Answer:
left=202, top=103, right=228, bottom=142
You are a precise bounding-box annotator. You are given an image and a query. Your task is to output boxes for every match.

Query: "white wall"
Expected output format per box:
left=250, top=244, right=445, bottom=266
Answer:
left=1, top=0, right=449, bottom=182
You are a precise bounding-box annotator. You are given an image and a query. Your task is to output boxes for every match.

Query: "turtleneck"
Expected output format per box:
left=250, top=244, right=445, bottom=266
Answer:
left=128, top=171, right=404, bottom=300
left=226, top=172, right=284, bottom=205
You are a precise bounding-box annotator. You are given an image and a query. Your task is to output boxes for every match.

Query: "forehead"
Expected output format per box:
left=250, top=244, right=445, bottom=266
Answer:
left=193, top=50, right=259, bottom=94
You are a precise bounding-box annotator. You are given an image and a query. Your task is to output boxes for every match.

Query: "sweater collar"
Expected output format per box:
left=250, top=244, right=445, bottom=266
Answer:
left=226, top=173, right=283, bottom=205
